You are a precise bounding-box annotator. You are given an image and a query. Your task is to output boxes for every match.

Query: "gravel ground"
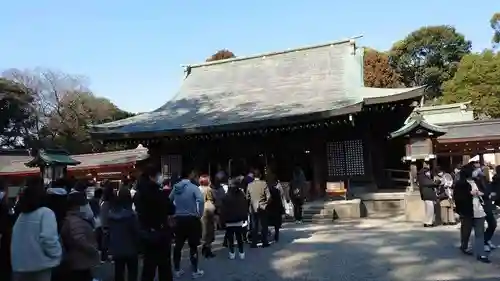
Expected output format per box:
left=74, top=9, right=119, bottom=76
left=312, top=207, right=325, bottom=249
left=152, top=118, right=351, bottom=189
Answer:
left=97, top=216, right=500, bottom=281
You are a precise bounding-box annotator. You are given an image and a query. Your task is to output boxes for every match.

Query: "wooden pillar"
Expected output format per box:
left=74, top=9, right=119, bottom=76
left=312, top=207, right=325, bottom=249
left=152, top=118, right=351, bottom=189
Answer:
left=408, top=163, right=417, bottom=192
left=311, top=151, right=322, bottom=199
left=462, top=155, right=471, bottom=165
left=309, top=132, right=326, bottom=200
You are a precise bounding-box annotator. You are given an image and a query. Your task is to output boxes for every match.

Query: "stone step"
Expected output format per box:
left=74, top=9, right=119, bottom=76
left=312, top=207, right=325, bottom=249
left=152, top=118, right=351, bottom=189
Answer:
left=366, top=211, right=404, bottom=219
left=302, top=218, right=334, bottom=224
left=303, top=209, right=335, bottom=216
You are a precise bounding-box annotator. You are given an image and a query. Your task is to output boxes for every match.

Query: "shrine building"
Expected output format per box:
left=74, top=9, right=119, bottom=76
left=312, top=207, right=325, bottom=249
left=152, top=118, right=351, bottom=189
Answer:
left=91, top=37, right=425, bottom=200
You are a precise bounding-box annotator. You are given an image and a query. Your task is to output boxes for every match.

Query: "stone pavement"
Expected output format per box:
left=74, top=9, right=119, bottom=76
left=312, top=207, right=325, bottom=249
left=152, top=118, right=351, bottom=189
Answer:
left=97, top=216, right=500, bottom=281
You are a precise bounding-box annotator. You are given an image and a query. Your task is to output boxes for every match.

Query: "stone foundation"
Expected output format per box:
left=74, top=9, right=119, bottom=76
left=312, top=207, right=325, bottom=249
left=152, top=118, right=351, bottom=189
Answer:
left=358, top=192, right=405, bottom=217
left=403, top=192, right=425, bottom=222
left=297, top=199, right=362, bottom=223
left=297, top=191, right=426, bottom=223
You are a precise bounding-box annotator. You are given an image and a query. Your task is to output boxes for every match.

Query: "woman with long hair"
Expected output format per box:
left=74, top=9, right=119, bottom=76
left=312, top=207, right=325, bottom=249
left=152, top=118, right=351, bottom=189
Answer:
left=266, top=172, right=285, bottom=242
left=108, top=187, right=140, bottom=281
left=221, top=178, right=248, bottom=259
left=11, top=177, right=62, bottom=281
left=99, top=182, right=116, bottom=262
left=199, top=175, right=217, bottom=258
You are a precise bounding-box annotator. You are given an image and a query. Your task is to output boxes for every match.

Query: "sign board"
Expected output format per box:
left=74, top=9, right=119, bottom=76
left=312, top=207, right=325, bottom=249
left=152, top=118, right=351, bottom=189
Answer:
left=405, top=137, right=433, bottom=159
left=326, top=181, right=345, bottom=192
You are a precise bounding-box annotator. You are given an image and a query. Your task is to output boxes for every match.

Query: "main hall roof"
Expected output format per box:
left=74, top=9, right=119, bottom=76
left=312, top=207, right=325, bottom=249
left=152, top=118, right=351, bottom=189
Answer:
left=92, top=38, right=423, bottom=139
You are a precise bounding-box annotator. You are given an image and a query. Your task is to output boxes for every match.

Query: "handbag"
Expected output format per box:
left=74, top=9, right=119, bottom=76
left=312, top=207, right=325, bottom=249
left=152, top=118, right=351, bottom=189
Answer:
left=284, top=201, right=293, bottom=217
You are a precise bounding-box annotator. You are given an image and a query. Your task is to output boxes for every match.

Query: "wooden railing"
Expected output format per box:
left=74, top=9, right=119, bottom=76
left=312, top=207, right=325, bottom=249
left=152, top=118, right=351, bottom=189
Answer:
left=384, top=169, right=410, bottom=189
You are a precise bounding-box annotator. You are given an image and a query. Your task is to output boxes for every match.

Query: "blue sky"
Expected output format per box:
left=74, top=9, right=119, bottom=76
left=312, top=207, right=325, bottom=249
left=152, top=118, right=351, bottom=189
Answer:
left=0, top=0, right=498, bottom=113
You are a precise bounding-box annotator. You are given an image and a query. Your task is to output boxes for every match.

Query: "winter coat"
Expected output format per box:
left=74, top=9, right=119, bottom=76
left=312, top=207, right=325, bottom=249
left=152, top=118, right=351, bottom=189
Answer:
left=211, top=184, right=226, bottom=214
left=200, top=185, right=216, bottom=244
left=11, top=207, right=62, bottom=272
left=134, top=179, right=175, bottom=242
left=417, top=168, right=437, bottom=201
left=289, top=180, right=306, bottom=202
left=60, top=210, right=99, bottom=270
left=89, top=197, right=101, bottom=218
left=454, top=179, right=475, bottom=218
left=46, top=187, right=68, bottom=233
left=99, top=200, right=111, bottom=229
left=491, top=174, right=500, bottom=198
left=170, top=179, right=204, bottom=218
left=475, top=175, right=494, bottom=213
left=267, top=183, right=285, bottom=227
left=246, top=179, right=271, bottom=213
left=220, top=189, right=248, bottom=224
left=108, top=208, right=141, bottom=258
left=0, top=199, right=14, bottom=280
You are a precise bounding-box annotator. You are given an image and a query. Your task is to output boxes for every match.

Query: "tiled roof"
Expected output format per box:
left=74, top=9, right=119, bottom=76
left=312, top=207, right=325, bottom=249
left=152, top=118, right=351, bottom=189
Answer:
left=25, top=149, right=81, bottom=167
left=92, top=38, right=423, bottom=138
left=390, top=114, right=448, bottom=139
left=438, top=119, right=500, bottom=142
left=0, top=147, right=149, bottom=176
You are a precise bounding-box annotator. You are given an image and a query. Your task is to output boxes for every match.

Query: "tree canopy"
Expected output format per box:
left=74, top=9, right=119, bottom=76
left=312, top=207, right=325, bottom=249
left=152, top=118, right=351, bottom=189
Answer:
left=0, top=68, right=135, bottom=153
left=206, top=49, right=236, bottom=62
left=0, top=78, right=35, bottom=148
left=492, top=12, right=500, bottom=48
left=389, top=25, right=471, bottom=99
left=363, top=48, right=402, bottom=88
left=442, top=50, right=500, bottom=118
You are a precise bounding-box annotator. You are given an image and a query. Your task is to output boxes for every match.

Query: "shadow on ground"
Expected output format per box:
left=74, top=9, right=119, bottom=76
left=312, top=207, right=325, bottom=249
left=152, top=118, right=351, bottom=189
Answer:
left=98, top=217, right=500, bottom=281
left=195, top=218, right=500, bottom=281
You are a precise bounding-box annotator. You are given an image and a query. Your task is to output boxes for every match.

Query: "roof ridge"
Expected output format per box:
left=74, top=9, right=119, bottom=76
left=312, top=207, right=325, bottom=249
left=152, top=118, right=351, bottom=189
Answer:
left=442, top=119, right=500, bottom=127
left=71, top=147, right=147, bottom=158
left=182, top=36, right=363, bottom=69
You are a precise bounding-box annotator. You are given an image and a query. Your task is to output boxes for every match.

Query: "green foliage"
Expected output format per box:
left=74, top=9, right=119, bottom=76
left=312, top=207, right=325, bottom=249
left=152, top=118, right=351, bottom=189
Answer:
left=0, top=78, right=35, bottom=148
left=442, top=50, right=500, bottom=118
left=491, top=13, right=500, bottom=48
left=389, top=25, right=471, bottom=99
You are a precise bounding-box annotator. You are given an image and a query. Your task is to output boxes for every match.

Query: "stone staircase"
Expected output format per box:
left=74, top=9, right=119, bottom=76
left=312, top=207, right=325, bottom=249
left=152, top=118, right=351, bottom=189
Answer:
left=303, top=203, right=336, bottom=223
left=284, top=199, right=362, bottom=223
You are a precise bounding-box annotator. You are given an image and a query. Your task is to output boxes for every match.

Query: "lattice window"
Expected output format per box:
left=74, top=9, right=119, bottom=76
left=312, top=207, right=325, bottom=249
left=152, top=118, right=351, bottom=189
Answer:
left=327, top=142, right=346, bottom=177
left=161, top=155, right=182, bottom=178
left=326, top=140, right=365, bottom=177
left=345, top=139, right=365, bottom=176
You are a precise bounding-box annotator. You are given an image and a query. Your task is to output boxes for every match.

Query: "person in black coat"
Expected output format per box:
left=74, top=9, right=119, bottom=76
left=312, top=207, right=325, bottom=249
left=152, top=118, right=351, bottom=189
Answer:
left=417, top=163, right=438, bottom=227
left=491, top=165, right=500, bottom=206
left=266, top=173, right=285, bottom=242
left=0, top=180, right=14, bottom=281
left=134, top=166, right=176, bottom=281
left=454, top=163, right=490, bottom=262
left=46, top=179, right=69, bottom=233
left=220, top=178, right=248, bottom=259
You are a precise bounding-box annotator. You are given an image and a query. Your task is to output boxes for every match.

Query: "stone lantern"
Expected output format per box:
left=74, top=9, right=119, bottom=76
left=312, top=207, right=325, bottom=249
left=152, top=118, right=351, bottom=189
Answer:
left=25, top=149, right=81, bottom=185
left=389, top=112, right=447, bottom=222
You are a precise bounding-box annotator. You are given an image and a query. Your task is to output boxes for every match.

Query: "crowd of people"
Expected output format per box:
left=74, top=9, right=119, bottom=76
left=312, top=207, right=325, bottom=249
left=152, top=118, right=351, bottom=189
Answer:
left=0, top=165, right=308, bottom=281
left=417, top=160, right=499, bottom=264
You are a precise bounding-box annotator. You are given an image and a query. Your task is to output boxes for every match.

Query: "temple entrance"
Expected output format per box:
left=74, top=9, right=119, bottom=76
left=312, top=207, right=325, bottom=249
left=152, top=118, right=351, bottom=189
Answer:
left=176, top=130, right=314, bottom=182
